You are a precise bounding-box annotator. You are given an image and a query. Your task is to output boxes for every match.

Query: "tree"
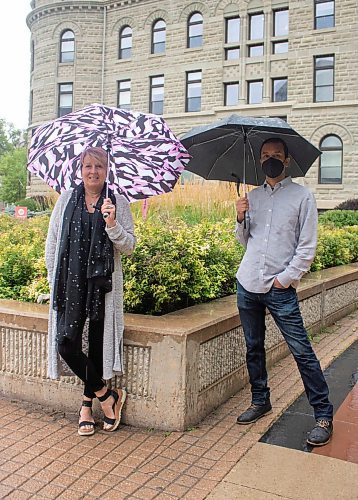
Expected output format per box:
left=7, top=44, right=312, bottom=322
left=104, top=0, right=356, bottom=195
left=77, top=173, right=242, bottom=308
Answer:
left=0, top=148, right=28, bottom=204
left=0, top=119, right=24, bottom=158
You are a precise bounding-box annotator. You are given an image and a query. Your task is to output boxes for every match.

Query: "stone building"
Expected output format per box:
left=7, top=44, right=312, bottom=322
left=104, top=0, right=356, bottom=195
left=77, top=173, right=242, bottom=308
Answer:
left=27, top=0, right=358, bottom=208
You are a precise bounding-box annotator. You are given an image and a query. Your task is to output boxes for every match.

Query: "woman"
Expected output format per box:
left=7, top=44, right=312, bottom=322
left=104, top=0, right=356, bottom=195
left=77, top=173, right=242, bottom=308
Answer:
left=45, top=146, right=136, bottom=436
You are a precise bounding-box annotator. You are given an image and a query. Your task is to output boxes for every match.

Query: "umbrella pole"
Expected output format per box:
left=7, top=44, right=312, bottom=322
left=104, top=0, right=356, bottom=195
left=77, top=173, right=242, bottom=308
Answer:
left=243, top=131, right=247, bottom=229
left=105, top=143, right=111, bottom=199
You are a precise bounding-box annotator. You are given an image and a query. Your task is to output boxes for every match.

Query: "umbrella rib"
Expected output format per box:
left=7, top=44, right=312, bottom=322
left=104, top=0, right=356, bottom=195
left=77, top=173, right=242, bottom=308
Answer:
left=206, top=133, right=242, bottom=179
left=187, top=130, right=240, bottom=149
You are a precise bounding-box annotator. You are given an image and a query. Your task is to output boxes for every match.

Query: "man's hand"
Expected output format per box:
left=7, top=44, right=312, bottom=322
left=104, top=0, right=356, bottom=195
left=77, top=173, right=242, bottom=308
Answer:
left=236, top=197, right=249, bottom=223
left=273, top=278, right=286, bottom=289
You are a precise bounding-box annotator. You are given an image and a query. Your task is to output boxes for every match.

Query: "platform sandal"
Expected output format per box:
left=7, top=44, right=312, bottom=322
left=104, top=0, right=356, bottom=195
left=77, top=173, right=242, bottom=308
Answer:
left=98, top=388, right=127, bottom=432
left=78, top=400, right=95, bottom=436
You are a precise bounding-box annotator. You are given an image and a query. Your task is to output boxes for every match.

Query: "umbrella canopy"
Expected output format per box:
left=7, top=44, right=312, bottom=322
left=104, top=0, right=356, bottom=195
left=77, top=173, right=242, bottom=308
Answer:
left=28, top=104, right=190, bottom=201
left=181, top=115, right=321, bottom=186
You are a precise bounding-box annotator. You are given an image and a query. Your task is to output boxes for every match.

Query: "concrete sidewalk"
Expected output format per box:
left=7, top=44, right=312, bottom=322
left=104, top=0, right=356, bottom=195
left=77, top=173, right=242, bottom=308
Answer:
left=0, top=310, right=357, bottom=499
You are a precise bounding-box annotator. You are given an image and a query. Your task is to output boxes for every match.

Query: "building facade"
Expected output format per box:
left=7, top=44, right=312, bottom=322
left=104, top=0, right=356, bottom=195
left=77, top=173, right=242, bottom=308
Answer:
left=27, top=0, right=358, bottom=208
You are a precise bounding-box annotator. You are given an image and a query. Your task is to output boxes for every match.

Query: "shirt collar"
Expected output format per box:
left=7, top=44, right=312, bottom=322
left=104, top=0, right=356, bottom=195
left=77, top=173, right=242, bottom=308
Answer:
left=263, top=176, right=292, bottom=190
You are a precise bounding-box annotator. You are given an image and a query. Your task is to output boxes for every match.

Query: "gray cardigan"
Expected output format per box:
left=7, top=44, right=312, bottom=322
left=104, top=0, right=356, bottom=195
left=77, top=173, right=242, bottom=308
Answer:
left=45, top=190, right=136, bottom=380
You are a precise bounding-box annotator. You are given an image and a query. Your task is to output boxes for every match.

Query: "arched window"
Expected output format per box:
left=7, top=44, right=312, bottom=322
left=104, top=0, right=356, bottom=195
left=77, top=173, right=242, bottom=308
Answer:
left=119, top=26, right=132, bottom=59
left=319, top=135, right=343, bottom=184
left=60, top=30, right=75, bottom=63
left=152, top=19, right=166, bottom=54
left=187, top=12, right=203, bottom=48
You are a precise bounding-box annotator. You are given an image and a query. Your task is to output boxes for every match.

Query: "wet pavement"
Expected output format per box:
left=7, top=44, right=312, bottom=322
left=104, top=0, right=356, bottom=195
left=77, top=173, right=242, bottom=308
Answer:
left=0, top=310, right=357, bottom=499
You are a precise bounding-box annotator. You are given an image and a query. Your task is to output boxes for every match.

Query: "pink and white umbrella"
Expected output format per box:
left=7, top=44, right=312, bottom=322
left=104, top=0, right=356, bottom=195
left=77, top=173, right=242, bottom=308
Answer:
left=27, top=104, right=191, bottom=201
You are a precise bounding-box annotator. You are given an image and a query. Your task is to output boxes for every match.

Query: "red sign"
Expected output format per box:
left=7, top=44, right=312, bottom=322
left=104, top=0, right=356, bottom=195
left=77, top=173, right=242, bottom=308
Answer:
left=15, top=206, right=28, bottom=219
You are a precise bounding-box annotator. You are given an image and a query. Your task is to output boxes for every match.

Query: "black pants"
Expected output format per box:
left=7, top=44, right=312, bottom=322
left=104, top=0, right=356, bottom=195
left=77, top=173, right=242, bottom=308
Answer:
left=57, top=316, right=105, bottom=399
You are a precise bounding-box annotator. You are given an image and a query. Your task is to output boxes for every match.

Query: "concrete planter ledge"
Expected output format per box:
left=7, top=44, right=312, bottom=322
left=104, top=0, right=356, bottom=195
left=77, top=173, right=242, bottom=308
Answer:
left=0, top=264, right=357, bottom=431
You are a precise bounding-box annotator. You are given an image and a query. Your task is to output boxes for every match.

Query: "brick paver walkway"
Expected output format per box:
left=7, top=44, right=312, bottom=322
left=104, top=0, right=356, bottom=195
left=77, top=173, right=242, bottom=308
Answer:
left=0, top=311, right=357, bottom=499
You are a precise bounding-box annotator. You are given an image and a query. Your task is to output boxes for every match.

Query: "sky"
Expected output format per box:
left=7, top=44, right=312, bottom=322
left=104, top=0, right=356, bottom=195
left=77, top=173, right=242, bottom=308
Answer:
left=0, top=0, right=32, bottom=130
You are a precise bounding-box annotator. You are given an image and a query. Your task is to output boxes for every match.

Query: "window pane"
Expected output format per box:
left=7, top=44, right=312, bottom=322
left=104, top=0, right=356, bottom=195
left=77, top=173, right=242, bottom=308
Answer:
left=225, top=83, right=239, bottom=105
left=189, top=36, right=203, bottom=48
left=316, top=68, right=333, bottom=86
left=273, top=79, right=287, bottom=102
left=225, top=48, right=240, bottom=60
left=317, top=2, right=334, bottom=17
left=321, top=135, right=341, bottom=148
left=226, top=17, right=240, bottom=43
left=151, top=100, right=163, bottom=115
left=61, top=41, right=74, bottom=53
left=188, top=72, right=201, bottom=82
left=61, top=51, right=74, bottom=63
left=190, top=13, right=203, bottom=23
left=190, top=23, right=203, bottom=38
left=187, top=97, right=201, bottom=112
left=188, top=82, right=201, bottom=98
left=316, top=16, right=334, bottom=28
left=121, top=37, right=132, bottom=49
left=60, top=94, right=72, bottom=107
left=316, top=86, right=333, bottom=101
left=249, top=13, right=264, bottom=40
left=248, top=81, right=263, bottom=104
left=249, top=44, right=264, bottom=57
left=315, top=56, right=333, bottom=68
left=120, top=48, right=131, bottom=58
left=122, top=27, right=132, bottom=37
left=154, top=30, right=166, bottom=44
left=119, top=81, right=130, bottom=91
left=154, top=20, right=166, bottom=30
left=274, top=10, right=289, bottom=36
left=152, top=76, right=164, bottom=86
left=321, top=150, right=341, bottom=167
left=62, top=30, right=74, bottom=40
left=273, top=41, right=288, bottom=54
left=60, top=84, right=72, bottom=92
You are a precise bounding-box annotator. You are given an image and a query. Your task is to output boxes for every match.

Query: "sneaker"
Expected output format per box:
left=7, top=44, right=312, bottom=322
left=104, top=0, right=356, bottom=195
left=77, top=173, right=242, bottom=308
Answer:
left=307, top=419, right=333, bottom=446
left=237, top=402, right=272, bottom=425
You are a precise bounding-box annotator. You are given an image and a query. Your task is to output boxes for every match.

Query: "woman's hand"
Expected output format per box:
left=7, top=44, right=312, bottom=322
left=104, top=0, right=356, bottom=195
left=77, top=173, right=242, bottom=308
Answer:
left=101, top=198, right=116, bottom=228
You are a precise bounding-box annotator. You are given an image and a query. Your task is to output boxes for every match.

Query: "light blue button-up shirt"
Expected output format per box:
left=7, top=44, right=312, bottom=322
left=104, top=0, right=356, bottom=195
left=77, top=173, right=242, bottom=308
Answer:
left=236, top=176, right=318, bottom=293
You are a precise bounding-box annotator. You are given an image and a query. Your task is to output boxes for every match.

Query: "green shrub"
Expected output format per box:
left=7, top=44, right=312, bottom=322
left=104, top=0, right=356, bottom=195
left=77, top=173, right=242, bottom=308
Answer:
left=0, top=213, right=357, bottom=314
left=319, top=210, right=358, bottom=228
left=15, top=198, right=41, bottom=211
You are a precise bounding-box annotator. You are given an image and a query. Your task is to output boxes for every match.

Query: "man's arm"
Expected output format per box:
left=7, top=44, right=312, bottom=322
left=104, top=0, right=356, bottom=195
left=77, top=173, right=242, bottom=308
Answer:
left=276, top=192, right=318, bottom=287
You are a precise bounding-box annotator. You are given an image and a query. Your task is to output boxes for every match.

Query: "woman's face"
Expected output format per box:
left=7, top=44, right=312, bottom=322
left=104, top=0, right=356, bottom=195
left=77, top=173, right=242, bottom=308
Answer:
left=82, top=154, right=107, bottom=192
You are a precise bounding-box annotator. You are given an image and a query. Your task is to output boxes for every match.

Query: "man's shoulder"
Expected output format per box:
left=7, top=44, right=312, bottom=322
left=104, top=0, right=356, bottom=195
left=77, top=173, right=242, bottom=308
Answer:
left=288, top=181, right=315, bottom=200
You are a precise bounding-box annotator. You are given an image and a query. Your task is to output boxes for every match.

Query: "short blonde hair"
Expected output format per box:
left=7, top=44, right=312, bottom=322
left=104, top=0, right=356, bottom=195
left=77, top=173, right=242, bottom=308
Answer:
left=80, top=146, right=108, bottom=169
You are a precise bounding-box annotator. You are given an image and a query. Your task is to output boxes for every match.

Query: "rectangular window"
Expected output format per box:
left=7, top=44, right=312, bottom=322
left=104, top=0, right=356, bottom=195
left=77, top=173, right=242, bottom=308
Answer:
left=226, top=16, right=240, bottom=43
left=249, top=13, right=264, bottom=40
left=29, top=90, right=33, bottom=123
left=225, top=47, right=240, bottom=60
left=224, top=82, right=239, bottom=106
left=314, top=55, right=334, bottom=102
left=186, top=71, right=202, bottom=112
left=248, top=44, right=264, bottom=57
left=150, top=75, right=164, bottom=115
left=31, top=40, right=35, bottom=72
left=315, top=1, right=335, bottom=29
left=117, top=80, right=131, bottom=109
left=58, top=83, right=73, bottom=117
left=273, top=41, right=288, bottom=54
left=248, top=80, right=263, bottom=104
left=272, top=78, right=288, bottom=102
left=273, top=9, right=289, bottom=37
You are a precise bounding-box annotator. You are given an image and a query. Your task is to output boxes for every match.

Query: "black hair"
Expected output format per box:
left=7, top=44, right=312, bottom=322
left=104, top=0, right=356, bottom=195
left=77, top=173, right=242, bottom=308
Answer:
left=260, top=137, right=289, bottom=159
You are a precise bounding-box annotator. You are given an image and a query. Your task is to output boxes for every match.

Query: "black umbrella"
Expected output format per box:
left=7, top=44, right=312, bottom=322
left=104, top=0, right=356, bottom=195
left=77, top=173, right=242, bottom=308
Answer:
left=181, top=114, right=321, bottom=188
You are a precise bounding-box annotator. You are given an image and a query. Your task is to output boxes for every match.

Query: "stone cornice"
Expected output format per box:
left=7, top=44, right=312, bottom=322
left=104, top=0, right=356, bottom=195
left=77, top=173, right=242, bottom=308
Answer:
left=26, top=0, right=146, bottom=28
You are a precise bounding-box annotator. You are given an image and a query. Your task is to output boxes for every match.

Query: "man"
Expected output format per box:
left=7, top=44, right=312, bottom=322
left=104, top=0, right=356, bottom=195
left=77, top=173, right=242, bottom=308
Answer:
left=235, top=137, right=333, bottom=447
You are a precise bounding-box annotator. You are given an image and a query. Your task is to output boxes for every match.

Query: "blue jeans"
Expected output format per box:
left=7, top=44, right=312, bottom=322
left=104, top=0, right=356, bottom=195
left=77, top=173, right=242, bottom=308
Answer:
left=237, top=281, right=333, bottom=420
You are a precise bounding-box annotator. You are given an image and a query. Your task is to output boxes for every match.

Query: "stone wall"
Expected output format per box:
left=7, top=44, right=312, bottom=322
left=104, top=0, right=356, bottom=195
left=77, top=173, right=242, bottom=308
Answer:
left=0, top=264, right=357, bottom=431
left=26, top=0, right=358, bottom=207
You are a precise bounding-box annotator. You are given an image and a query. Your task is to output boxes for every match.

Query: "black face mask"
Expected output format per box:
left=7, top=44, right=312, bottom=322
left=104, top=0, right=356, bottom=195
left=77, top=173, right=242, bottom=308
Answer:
left=262, top=157, right=285, bottom=179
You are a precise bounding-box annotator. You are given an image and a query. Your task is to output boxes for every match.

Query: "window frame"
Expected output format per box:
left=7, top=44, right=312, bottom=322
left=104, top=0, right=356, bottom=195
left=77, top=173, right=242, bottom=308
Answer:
left=272, top=77, right=288, bottom=102
left=119, top=25, right=133, bottom=59
left=58, top=82, right=73, bottom=117
left=149, top=75, right=165, bottom=115
left=248, top=43, right=264, bottom=57
left=248, top=12, right=264, bottom=40
left=314, top=54, right=334, bottom=102
left=273, top=8, right=289, bottom=37
left=117, top=79, right=131, bottom=110
left=186, top=70, right=202, bottom=112
left=225, top=16, right=240, bottom=44
left=59, top=29, right=75, bottom=63
left=314, top=0, right=335, bottom=29
left=224, top=82, right=240, bottom=106
left=187, top=12, right=203, bottom=48
left=319, top=134, right=343, bottom=184
left=151, top=19, right=166, bottom=54
left=247, top=79, right=263, bottom=104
